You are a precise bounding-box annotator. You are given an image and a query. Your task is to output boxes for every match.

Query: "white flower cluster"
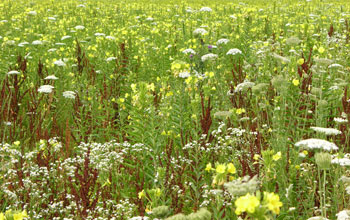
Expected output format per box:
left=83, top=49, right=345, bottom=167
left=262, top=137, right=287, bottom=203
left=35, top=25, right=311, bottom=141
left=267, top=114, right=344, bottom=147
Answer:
left=295, top=138, right=338, bottom=151
left=201, top=53, right=218, bottom=62
left=199, top=7, right=212, bottom=12
left=193, top=28, right=207, bottom=36
left=310, top=126, right=342, bottom=135
left=38, top=85, right=54, bottom=94
left=332, top=154, right=350, bottom=166
left=217, top=38, right=229, bottom=45
left=182, top=48, right=196, bottom=54
left=234, top=81, right=255, bottom=93
left=226, top=48, right=242, bottom=55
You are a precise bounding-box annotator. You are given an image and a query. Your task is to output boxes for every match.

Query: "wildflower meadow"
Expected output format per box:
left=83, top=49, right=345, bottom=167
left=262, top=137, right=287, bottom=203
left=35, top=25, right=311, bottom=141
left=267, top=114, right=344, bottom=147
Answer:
left=1, top=0, right=350, bottom=219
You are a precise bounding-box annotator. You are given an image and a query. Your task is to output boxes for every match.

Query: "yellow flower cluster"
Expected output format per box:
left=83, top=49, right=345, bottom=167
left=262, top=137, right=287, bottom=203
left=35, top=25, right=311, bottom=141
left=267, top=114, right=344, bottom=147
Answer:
left=0, top=210, right=28, bottom=220
left=235, top=192, right=283, bottom=216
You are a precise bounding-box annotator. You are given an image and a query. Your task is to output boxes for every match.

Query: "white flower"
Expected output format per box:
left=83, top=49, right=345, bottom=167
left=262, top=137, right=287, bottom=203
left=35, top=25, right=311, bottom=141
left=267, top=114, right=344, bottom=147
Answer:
left=182, top=48, right=196, bottom=54
left=61, top=35, right=72, bottom=41
left=75, top=25, right=85, bottom=30
left=28, top=11, right=37, bottom=16
left=129, top=217, right=149, bottom=220
left=217, top=38, right=229, bottom=45
left=334, top=117, right=348, bottom=124
left=38, top=85, right=54, bottom=94
left=230, top=15, right=237, bottom=19
left=48, top=48, right=57, bottom=52
left=332, top=154, right=350, bottom=166
left=310, top=127, right=341, bottom=135
left=307, top=217, right=329, bottom=220
left=146, top=17, right=154, bottom=21
left=106, top=57, right=117, bottom=62
left=295, top=138, right=338, bottom=151
left=7, top=70, right=21, bottom=75
left=54, top=60, right=66, bottom=67
left=178, top=71, right=191, bottom=78
left=63, top=91, right=76, bottom=99
left=193, top=28, right=207, bottom=36
left=48, top=17, right=56, bottom=21
left=329, top=63, right=343, bottom=69
left=199, top=7, right=212, bottom=12
left=106, top=36, right=115, bottom=40
left=44, top=75, right=58, bottom=80
left=32, top=40, right=43, bottom=45
left=234, top=81, right=255, bottom=93
left=95, top=33, right=105, bottom=37
left=272, top=53, right=290, bottom=63
left=227, top=48, right=242, bottom=56
left=18, top=41, right=29, bottom=47
left=201, top=53, right=218, bottom=62
left=337, top=210, right=350, bottom=220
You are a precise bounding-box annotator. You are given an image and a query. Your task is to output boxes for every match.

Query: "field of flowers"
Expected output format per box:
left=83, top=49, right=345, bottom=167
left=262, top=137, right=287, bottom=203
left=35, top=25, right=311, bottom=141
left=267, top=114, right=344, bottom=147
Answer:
left=1, top=0, right=350, bottom=219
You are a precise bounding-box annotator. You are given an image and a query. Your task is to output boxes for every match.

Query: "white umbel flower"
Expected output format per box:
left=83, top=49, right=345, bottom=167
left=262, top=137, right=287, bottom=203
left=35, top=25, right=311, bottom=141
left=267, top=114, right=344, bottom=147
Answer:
left=307, top=217, right=329, bottom=220
left=61, top=35, right=72, bottom=41
left=234, top=81, right=255, bottom=93
left=182, top=48, right=196, bottom=54
left=334, top=117, right=348, bottom=124
left=217, top=38, right=229, bottom=45
left=44, top=75, right=58, bottom=80
left=193, top=28, right=207, bottom=36
left=106, top=57, right=117, bottom=62
left=178, top=71, right=191, bottom=78
left=329, top=63, right=343, bottom=69
left=201, top=53, right=218, bottom=62
left=75, top=25, right=85, bottom=30
left=38, top=85, right=54, bottom=94
left=28, top=11, right=37, bottom=16
left=336, top=210, right=350, bottom=220
left=227, top=48, right=242, bottom=55
left=7, top=70, right=21, bottom=75
left=295, top=138, right=338, bottom=151
left=310, top=127, right=342, bottom=135
left=63, top=91, right=76, bottom=99
left=54, top=60, right=66, bottom=67
left=199, top=7, right=212, bottom=12
left=32, top=40, right=43, bottom=45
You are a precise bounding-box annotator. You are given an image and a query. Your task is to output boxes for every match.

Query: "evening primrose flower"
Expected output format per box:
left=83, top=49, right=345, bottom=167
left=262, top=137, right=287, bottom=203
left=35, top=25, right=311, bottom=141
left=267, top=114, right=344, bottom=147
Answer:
left=272, top=152, right=282, bottom=161
left=318, top=46, right=325, bottom=54
left=292, top=79, right=299, bottom=86
left=235, top=193, right=260, bottom=215
left=297, top=58, right=305, bottom=65
left=264, top=192, right=283, bottom=214
left=138, top=190, right=145, bottom=199
left=227, top=163, right=236, bottom=174
left=216, top=164, right=226, bottom=174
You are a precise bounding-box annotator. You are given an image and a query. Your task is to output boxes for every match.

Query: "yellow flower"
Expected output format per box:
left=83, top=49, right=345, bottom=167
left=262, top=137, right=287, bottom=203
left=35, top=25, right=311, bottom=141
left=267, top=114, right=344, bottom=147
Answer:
left=13, top=141, right=20, bottom=146
left=205, top=163, right=212, bottom=172
left=297, top=58, right=304, bottom=65
left=264, top=192, right=283, bottom=214
left=292, top=79, right=299, bottom=86
left=215, top=164, right=226, bottom=174
left=318, top=46, right=325, bottom=54
left=0, top=213, right=4, bottom=220
left=235, top=193, right=260, bottom=215
left=227, top=163, right=236, bottom=174
left=273, top=152, right=282, bottom=161
left=253, top=154, right=260, bottom=160
left=13, top=210, right=28, bottom=220
left=236, top=108, right=246, bottom=115
left=138, top=190, right=145, bottom=199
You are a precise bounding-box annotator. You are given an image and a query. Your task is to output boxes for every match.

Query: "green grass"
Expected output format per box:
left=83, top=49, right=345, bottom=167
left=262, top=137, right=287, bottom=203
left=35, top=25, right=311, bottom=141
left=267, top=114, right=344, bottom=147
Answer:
left=1, top=0, right=350, bottom=219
